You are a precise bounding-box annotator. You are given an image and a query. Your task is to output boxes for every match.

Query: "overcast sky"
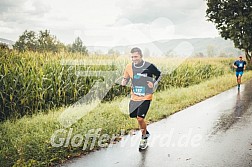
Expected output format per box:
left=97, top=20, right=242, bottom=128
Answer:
left=0, top=0, right=219, bottom=46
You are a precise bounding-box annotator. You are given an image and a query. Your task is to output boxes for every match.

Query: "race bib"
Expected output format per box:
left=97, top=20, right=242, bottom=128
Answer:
left=239, top=63, right=243, bottom=67
left=133, top=86, right=146, bottom=96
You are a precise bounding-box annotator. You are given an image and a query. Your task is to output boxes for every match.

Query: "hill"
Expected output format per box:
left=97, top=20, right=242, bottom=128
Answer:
left=88, top=37, right=242, bottom=57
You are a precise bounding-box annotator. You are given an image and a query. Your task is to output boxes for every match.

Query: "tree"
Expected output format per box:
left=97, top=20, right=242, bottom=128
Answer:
left=108, top=48, right=120, bottom=55
left=14, top=30, right=65, bottom=52
left=0, top=42, right=9, bottom=50
left=195, top=52, right=205, bottom=58
left=14, top=30, right=38, bottom=52
left=69, top=37, right=88, bottom=54
left=206, top=0, right=252, bottom=63
left=38, top=30, right=64, bottom=52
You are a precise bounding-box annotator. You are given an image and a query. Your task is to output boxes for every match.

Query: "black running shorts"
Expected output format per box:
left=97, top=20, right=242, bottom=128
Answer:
left=129, top=100, right=151, bottom=118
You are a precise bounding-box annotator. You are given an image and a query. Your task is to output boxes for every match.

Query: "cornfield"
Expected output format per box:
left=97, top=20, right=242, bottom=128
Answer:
left=0, top=50, right=233, bottom=121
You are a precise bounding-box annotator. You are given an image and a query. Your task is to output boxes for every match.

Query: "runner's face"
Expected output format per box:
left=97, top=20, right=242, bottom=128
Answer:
left=239, top=57, right=242, bottom=61
left=131, top=52, right=142, bottom=64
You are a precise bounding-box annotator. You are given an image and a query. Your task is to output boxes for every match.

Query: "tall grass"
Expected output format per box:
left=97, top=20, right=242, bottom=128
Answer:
left=0, top=50, right=234, bottom=121
left=0, top=51, right=124, bottom=120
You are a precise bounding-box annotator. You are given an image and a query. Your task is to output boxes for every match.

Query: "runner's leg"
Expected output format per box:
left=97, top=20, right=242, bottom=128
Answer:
left=237, top=75, right=241, bottom=85
left=137, top=116, right=147, bottom=136
left=137, top=100, right=151, bottom=138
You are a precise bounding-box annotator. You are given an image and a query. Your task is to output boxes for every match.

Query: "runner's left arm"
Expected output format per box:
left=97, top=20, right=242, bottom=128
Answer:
left=233, top=61, right=238, bottom=69
left=150, top=64, right=161, bottom=90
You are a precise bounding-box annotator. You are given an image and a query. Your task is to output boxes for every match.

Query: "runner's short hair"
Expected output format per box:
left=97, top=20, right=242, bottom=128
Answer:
left=131, top=47, right=142, bottom=57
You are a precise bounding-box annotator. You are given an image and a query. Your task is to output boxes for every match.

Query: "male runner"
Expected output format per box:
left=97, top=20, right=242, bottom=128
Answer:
left=233, top=55, right=246, bottom=90
left=121, top=47, right=161, bottom=149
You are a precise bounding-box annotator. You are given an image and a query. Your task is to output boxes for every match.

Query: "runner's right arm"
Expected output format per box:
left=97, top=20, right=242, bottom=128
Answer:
left=121, top=66, right=130, bottom=86
left=121, top=78, right=130, bottom=86
left=233, top=61, right=238, bottom=69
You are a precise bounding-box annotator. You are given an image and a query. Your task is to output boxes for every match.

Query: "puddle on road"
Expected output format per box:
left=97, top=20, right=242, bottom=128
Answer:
left=211, top=81, right=252, bottom=135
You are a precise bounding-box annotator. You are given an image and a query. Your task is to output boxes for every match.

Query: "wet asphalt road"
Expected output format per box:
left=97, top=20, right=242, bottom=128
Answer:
left=63, top=80, right=252, bottom=167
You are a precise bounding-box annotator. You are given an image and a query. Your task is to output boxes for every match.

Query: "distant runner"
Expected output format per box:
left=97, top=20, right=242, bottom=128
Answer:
left=233, top=55, right=246, bottom=90
left=121, top=47, right=161, bottom=150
